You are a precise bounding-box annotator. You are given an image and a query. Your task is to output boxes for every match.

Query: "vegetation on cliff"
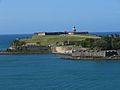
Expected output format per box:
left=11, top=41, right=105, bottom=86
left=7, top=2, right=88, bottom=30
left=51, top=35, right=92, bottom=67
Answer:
left=10, top=34, right=120, bottom=51
left=11, top=40, right=26, bottom=47
left=79, top=36, right=120, bottom=50
left=19, top=34, right=100, bottom=46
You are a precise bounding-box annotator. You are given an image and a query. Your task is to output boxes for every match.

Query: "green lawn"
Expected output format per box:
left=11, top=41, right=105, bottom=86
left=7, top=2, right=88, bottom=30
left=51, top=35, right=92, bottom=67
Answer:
left=20, top=34, right=101, bottom=45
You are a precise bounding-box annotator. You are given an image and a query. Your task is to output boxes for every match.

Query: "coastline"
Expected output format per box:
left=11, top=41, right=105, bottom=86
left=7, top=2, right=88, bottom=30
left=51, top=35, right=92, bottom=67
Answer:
left=1, top=51, right=120, bottom=60
left=1, top=32, right=120, bottom=60
left=0, top=51, right=50, bottom=55
left=56, top=54, right=120, bottom=60
left=62, top=57, right=120, bottom=60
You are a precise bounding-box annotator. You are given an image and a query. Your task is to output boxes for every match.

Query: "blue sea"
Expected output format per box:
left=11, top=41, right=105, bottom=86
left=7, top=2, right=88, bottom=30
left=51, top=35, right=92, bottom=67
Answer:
left=0, top=33, right=120, bottom=90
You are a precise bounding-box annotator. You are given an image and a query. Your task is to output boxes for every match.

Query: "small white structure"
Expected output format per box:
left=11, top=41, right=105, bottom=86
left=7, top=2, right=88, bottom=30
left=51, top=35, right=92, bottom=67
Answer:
left=68, top=32, right=74, bottom=35
left=38, top=32, right=46, bottom=36
left=73, top=26, right=77, bottom=33
left=9, top=46, right=16, bottom=50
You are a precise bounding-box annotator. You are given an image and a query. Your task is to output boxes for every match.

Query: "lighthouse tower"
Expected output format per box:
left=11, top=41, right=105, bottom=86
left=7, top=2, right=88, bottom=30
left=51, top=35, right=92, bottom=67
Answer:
left=73, top=26, right=77, bottom=33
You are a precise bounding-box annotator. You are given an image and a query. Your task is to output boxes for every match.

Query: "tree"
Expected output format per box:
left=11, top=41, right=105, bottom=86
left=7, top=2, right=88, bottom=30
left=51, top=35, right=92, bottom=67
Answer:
left=12, top=40, right=25, bottom=47
left=80, top=40, right=91, bottom=47
left=112, top=38, right=120, bottom=49
left=36, top=42, right=41, bottom=45
left=102, top=36, right=120, bottom=50
left=93, top=39, right=109, bottom=50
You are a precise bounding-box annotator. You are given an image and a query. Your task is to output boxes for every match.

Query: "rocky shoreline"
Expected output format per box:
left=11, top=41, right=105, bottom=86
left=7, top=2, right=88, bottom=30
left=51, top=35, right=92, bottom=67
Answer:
left=58, top=54, right=120, bottom=60
left=0, top=51, right=120, bottom=60
left=62, top=57, right=120, bottom=60
left=0, top=51, right=50, bottom=55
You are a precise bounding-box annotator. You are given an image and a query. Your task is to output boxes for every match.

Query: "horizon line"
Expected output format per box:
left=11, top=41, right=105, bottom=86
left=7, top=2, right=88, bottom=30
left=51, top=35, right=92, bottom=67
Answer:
left=0, top=31, right=120, bottom=35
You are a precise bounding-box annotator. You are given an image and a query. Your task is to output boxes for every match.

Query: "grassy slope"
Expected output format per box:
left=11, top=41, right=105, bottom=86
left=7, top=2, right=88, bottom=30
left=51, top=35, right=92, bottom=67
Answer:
left=20, top=34, right=101, bottom=45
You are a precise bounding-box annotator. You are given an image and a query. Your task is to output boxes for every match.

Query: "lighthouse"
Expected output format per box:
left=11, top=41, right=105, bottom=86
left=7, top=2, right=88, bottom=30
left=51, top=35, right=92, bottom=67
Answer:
left=73, top=26, right=77, bottom=33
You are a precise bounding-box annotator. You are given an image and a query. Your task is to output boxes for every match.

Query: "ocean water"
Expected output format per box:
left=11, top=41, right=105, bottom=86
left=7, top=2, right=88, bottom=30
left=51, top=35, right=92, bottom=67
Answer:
left=0, top=34, right=32, bottom=50
left=91, top=32, right=120, bottom=36
left=0, top=34, right=120, bottom=90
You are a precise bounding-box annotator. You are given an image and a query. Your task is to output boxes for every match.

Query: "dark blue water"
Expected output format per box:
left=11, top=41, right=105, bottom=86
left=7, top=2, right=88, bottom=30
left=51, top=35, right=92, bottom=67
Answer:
left=0, top=34, right=120, bottom=90
left=91, top=32, right=120, bottom=36
left=0, top=34, right=32, bottom=50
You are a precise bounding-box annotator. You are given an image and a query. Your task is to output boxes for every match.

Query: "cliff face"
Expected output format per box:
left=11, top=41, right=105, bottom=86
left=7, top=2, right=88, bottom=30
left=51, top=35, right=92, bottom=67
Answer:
left=51, top=46, right=72, bottom=54
left=72, top=51, right=106, bottom=57
left=72, top=50, right=120, bottom=58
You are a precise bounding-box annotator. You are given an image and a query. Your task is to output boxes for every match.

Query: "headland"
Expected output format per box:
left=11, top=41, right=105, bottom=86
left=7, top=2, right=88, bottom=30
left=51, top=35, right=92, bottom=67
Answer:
left=1, top=26, right=120, bottom=60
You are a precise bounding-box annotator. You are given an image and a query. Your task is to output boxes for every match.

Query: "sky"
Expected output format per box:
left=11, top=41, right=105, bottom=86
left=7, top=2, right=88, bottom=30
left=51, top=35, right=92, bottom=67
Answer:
left=0, top=0, right=120, bottom=34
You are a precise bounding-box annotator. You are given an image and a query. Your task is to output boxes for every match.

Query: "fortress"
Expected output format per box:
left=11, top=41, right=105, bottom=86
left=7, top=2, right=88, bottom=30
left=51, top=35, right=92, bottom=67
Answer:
left=34, top=26, right=88, bottom=36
